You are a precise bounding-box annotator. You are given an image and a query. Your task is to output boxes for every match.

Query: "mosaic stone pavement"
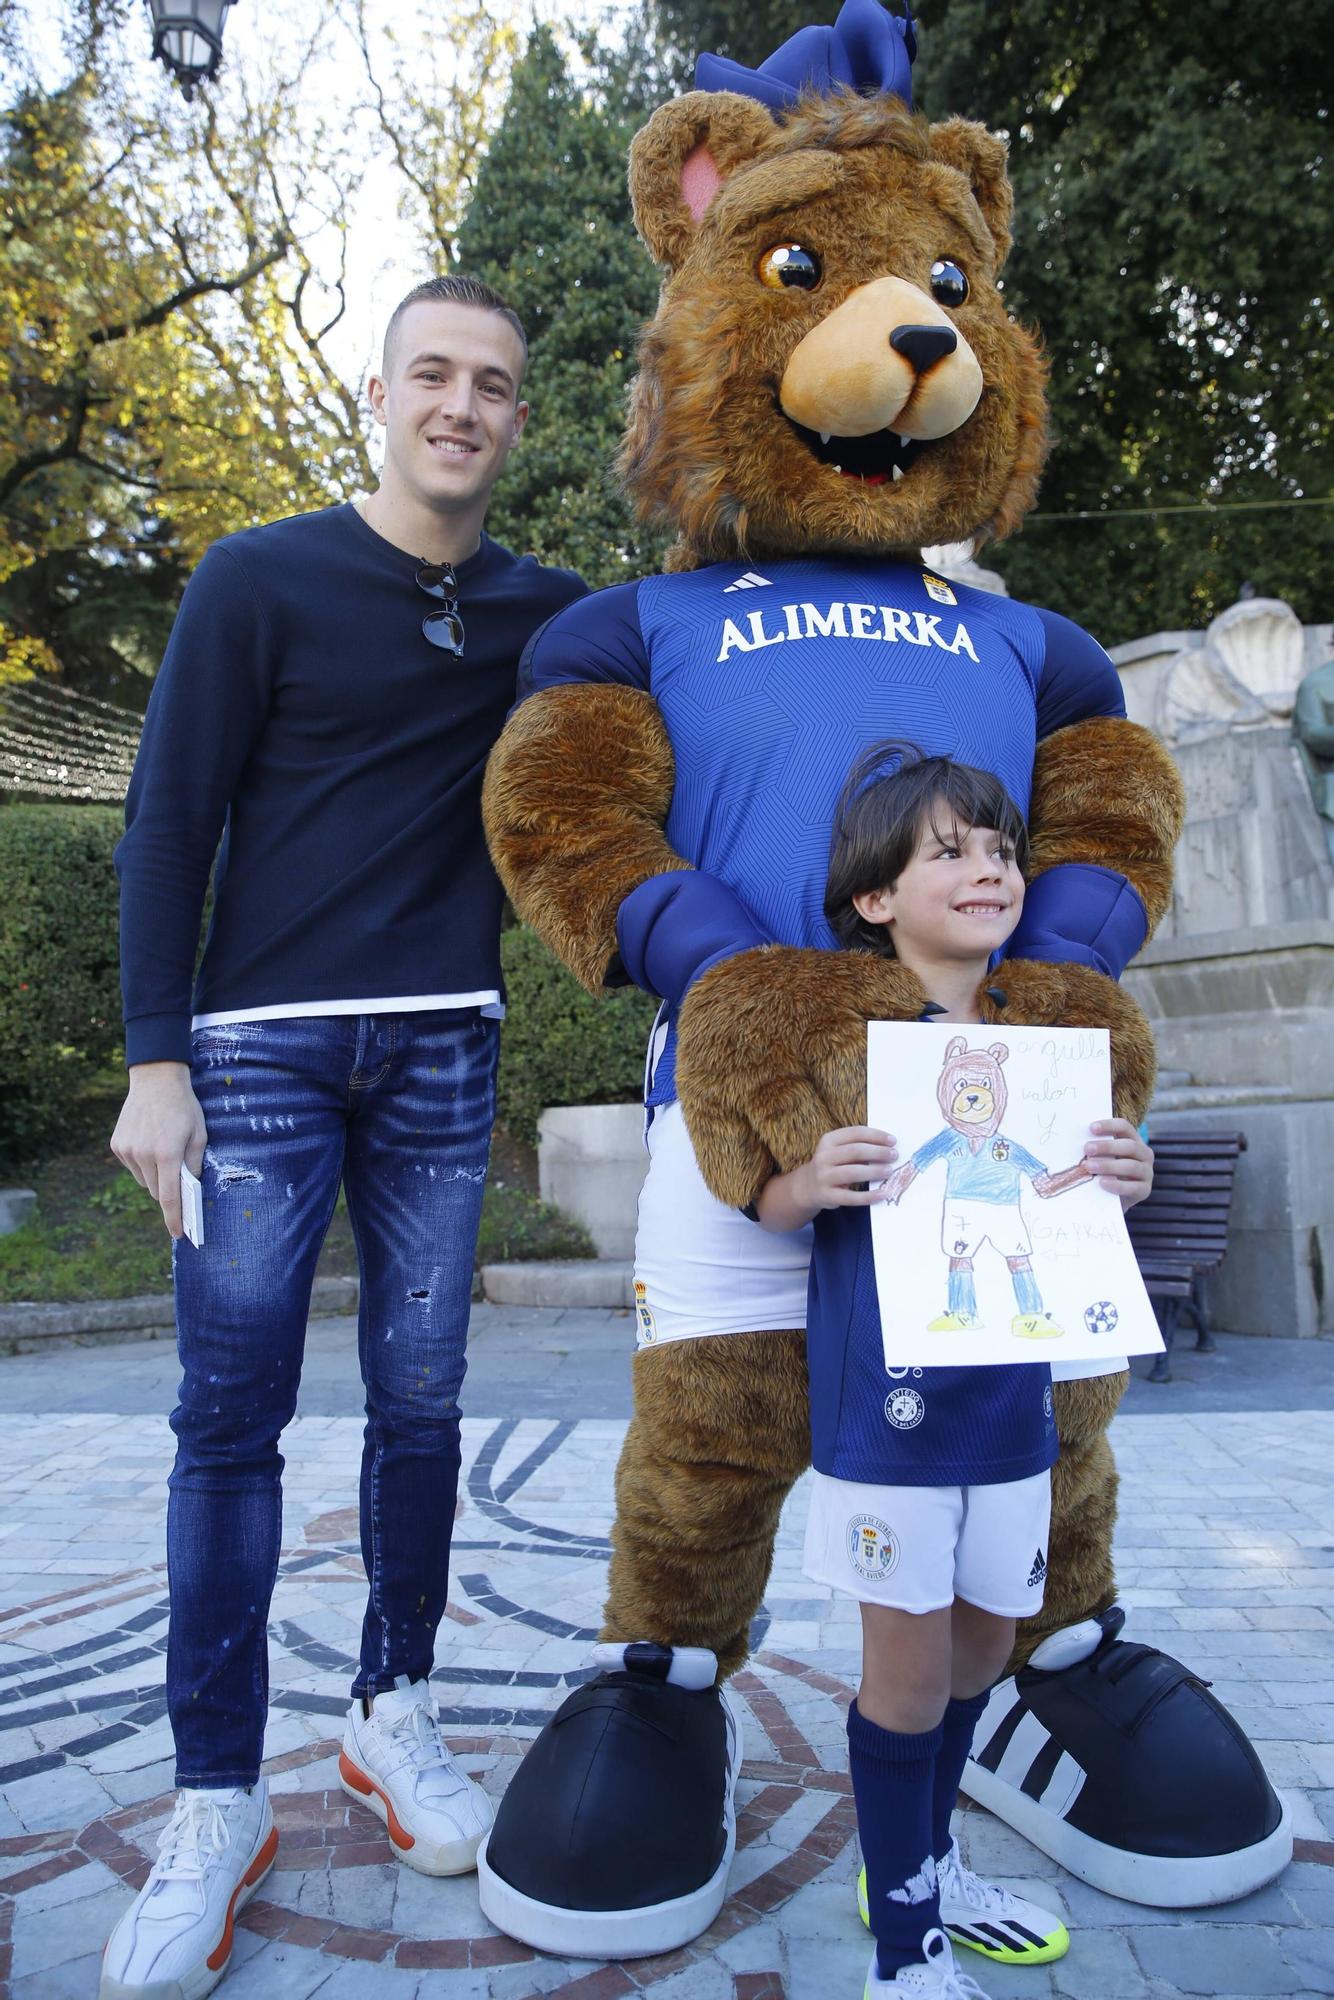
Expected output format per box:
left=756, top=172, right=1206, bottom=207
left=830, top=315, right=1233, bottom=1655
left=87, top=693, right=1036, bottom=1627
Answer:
left=2, top=1391, right=1334, bottom=1998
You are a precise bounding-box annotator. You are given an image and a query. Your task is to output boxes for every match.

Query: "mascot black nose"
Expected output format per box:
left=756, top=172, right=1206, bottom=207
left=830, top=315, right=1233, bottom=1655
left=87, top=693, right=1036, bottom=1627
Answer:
left=890, top=324, right=958, bottom=372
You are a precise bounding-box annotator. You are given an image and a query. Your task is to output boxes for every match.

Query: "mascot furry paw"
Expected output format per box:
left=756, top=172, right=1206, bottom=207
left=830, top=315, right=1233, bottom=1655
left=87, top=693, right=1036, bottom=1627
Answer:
left=478, top=0, right=1288, bottom=1956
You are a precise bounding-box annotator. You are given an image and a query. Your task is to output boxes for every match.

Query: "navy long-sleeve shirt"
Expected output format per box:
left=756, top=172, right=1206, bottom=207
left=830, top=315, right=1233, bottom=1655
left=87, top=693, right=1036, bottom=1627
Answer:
left=117, top=503, right=585, bottom=1065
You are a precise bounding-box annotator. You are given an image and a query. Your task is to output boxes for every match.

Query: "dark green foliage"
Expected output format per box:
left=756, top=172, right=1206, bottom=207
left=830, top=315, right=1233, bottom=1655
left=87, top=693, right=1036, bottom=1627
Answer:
left=456, top=24, right=673, bottom=589
left=652, top=0, right=830, bottom=84
left=0, top=804, right=122, bottom=1165
left=913, top=0, right=1331, bottom=643
left=589, top=0, right=1330, bottom=641
left=497, top=925, right=659, bottom=1145
left=474, top=1183, right=594, bottom=1266
left=0, top=1146, right=593, bottom=1303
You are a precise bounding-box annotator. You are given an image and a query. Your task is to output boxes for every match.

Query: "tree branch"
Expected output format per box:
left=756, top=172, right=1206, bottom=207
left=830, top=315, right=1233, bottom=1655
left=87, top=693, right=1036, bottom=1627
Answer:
left=88, top=239, right=289, bottom=347
left=0, top=383, right=91, bottom=507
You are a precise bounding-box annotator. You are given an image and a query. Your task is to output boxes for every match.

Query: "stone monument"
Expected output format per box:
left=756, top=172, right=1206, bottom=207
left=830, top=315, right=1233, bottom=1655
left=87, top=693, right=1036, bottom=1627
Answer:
left=1114, top=597, right=1334, bottom=1338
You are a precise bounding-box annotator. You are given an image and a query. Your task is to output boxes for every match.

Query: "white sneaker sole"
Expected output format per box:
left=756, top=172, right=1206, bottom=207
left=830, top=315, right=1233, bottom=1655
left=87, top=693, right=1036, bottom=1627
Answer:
left=98, top=1819, right=278, bottom=2000
left=961, top=1754, right=1294, bottom=1907
left=339, top=1747, right=486, bottom=1876
left=476, top=1685, right=743, bottom=1958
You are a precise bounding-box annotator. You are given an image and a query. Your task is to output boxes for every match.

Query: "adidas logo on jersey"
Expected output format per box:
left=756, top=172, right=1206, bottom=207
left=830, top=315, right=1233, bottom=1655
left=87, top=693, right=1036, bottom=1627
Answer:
left=723, top=570, right=773, bottom=591
left=1028, top=1548, right=1047, bottom=1589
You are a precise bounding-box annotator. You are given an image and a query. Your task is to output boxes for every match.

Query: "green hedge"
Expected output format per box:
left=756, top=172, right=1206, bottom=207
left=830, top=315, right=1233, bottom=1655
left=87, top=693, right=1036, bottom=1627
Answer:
left=0, top=804, right=123, bottom=1166
left=498, top=924, right=658, bottom=1144
left=0, top=808, right=656, bottom=1166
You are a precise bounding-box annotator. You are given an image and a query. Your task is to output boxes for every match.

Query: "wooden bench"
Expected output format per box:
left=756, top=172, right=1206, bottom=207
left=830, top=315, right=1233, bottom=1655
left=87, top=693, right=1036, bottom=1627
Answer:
left=1126, top=1128, right=1248, bottom=1383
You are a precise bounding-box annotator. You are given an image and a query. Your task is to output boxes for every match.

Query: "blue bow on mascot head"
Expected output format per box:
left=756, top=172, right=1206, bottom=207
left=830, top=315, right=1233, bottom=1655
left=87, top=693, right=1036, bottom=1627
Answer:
left=695, top=0, right=916, bottom=109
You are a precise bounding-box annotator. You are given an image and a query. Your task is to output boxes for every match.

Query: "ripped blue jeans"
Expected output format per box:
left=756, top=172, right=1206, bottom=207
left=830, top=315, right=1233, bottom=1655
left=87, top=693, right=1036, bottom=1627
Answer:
left=168, top=1010, right=498, bottom=1787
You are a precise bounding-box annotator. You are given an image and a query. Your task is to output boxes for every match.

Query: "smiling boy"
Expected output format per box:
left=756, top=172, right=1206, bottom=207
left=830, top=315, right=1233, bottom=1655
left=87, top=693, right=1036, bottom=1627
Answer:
left=103, top=277, right=585, bottom=2000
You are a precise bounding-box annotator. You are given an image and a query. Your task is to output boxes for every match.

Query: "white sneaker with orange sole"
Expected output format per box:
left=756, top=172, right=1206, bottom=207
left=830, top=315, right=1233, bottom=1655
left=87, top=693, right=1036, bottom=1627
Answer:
left=99, top=1779, right=277, bottom=1999
left=340, top=1675, right=492, bottom=1875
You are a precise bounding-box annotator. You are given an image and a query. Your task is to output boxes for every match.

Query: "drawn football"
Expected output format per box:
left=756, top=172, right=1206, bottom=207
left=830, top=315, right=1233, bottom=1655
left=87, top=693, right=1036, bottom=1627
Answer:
left=1084, top=1300, right=1120, bottom=1335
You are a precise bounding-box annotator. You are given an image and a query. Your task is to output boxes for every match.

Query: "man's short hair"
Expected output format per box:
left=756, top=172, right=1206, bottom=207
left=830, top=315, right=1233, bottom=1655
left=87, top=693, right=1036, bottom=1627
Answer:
left=824, top=739, right=1030, bottom=955
left=381, top=276, right=528, bottom=382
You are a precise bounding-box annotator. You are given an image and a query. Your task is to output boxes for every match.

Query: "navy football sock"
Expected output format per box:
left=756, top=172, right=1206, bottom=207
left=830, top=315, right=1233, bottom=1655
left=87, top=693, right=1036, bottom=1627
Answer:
left=848, top=1699, right=944, bottom=1981
left=933, top=1690, right=989, bottom=1866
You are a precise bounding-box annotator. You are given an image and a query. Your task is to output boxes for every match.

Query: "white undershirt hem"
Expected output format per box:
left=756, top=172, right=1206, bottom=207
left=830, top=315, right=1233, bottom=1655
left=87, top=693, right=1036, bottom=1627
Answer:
left=191, top=991, right=504, bottom=1028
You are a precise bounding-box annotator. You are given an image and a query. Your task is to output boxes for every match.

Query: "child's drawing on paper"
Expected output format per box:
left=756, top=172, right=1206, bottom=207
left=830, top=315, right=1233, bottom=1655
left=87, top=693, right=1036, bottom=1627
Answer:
left=882, top=1037, right=1092, bottom=1340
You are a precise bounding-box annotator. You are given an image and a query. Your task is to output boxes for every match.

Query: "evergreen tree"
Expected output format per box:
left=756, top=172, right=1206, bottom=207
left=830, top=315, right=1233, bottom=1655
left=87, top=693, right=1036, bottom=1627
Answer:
left=653, top=0, right=825, bottom=85
left=455, top=24, right=671, bottom=588
left=642, top=0, right=1330, bottom=642
left=913, top=0, right=1330, bottom=641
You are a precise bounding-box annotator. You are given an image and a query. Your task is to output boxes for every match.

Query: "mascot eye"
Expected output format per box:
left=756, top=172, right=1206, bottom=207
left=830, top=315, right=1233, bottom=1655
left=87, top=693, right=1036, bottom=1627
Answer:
left=930, top=259, right=969, bottom=307
left=757, top=243, right=821, bottom=291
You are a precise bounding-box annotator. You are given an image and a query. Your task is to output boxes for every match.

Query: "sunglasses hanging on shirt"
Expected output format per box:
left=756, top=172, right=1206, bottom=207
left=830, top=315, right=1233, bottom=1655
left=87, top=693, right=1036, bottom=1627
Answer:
left=416, top=562, right=465, bottom=655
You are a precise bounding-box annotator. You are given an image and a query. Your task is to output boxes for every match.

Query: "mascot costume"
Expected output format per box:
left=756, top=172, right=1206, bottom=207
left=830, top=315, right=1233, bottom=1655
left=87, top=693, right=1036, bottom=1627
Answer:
left=477, top=0, right=1290, bottom=1958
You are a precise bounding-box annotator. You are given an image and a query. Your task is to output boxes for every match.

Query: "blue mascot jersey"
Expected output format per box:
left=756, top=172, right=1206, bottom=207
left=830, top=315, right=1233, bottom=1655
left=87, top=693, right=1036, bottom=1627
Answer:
left=519, top=556, right=1130, bottom=1103
left=807, top=1207, right=1059, bottom=1486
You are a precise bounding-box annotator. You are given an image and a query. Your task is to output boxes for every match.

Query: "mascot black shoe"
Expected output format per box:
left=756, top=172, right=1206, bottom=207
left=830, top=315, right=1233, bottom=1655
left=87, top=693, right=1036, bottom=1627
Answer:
left=477, top=1644, right=743, bottom=1956
left=964, top=1606, right=1291, bottom=1907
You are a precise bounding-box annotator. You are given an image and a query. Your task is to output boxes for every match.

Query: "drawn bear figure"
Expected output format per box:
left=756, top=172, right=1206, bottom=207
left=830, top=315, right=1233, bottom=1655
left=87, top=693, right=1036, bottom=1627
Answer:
left=884, top=1037, right=1090, bottom=1338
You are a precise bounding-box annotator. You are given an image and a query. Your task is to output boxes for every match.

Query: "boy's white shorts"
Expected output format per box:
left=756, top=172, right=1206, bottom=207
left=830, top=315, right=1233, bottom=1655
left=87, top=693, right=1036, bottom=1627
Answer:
left=802, top=1468, right=1052, bottom=1617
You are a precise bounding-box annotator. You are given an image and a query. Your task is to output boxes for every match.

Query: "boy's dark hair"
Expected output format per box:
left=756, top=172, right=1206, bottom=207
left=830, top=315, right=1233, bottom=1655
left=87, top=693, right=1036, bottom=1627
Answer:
left=824, top=740, right=1029, bottom=954
left=382, top=275, right=528, bottom=379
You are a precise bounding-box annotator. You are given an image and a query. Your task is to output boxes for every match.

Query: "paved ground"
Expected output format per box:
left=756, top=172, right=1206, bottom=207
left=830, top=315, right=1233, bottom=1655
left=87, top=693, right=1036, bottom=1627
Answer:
left=1, top=1309, right=1332, bottom=1998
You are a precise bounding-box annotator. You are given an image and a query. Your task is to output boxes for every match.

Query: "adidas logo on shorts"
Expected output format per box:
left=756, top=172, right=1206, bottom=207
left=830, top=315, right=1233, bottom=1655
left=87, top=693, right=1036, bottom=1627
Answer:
left=1028, top=1548, right=1047, bottom=1589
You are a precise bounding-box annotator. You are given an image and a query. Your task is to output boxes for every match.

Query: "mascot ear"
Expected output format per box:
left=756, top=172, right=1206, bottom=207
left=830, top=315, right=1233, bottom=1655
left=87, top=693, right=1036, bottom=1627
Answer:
left=944, top=1036, right=967, bottom=1063
left=988, top=1042, right=1009, bottom=1065
left=630, top=90, right=779, bottom=271
left=927, top=117, right=1015, bottom=269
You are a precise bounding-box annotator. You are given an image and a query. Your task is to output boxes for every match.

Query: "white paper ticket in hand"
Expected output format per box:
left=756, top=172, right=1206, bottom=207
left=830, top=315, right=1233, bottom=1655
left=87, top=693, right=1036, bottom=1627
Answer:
left=180, top=1164, right=205, bottom=1250
left=867, top=1020, right=1164, bottom=1369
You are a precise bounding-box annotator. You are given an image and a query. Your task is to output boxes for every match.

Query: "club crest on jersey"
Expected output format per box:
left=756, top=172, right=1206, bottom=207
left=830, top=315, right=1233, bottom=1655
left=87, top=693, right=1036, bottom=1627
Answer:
left=922, top=572, right=957, bottom=605
left=847, top=1513, right=900, bottom=1581
left=634, top=1279, right=658, bottom=1345
left=714, top=602, right=979, bottom=664
left=884, top=1386, right=926, bottom=1429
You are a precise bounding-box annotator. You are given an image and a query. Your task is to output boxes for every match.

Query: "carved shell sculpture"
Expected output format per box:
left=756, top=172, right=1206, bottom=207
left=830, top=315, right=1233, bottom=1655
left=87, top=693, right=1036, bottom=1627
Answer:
left=1157, top=597, right=1307, bottom=744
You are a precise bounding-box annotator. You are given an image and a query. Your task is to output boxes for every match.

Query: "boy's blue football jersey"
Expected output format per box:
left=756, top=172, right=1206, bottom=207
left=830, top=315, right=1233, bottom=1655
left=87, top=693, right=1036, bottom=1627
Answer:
left=807, top=1206, right=1059, bottom=1487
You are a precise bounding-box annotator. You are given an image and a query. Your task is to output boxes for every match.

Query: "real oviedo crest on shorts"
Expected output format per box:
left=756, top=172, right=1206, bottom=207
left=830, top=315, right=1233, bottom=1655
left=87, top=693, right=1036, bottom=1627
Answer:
left=847, top=1513, right=900, bottom=1581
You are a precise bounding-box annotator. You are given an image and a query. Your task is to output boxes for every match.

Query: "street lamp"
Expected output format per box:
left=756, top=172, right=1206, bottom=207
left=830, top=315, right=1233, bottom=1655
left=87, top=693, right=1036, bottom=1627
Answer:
left=145, top=0, right=237, bottom=100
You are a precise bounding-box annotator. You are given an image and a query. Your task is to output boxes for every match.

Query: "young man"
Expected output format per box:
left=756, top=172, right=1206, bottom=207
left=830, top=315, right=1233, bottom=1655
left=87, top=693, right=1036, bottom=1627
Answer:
left=102, top=276, right=585, bottom=2000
